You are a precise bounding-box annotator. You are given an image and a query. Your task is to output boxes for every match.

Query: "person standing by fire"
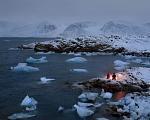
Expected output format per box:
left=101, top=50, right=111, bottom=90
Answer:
left=112, top=73, right=117, bottom=80
left=106, top=72, right=111, bottom=79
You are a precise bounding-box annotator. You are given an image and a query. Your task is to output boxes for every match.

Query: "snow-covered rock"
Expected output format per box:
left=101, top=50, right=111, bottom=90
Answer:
left=40, top=77, right=55, bottom=84
left=8, top=113, right=36, bottom=120
left=127, top=67, right=150, bottom=84
left=66, top=57, right=87, bottom=63
left=73, top=104, right=94, bottom=118
left=70, top=69, right=88, bottom=73
left=11, top=63, right=39, bottom=72
left=116, top=93, right=150, bottom=120
left=26, top=56, right=48, bottom=63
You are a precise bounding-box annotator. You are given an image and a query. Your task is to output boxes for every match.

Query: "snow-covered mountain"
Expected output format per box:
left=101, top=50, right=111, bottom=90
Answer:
left=60, top=21, right=101, bottom=38
left=100, top=21, right=147, bottom=36
left=0, top=21, right=66, bottom=37
left=0, top=20, right=150, bottom=38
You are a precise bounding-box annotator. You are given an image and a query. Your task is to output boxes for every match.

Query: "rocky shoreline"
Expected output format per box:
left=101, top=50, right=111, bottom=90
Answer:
left=18, top=37, right=150, bottom=57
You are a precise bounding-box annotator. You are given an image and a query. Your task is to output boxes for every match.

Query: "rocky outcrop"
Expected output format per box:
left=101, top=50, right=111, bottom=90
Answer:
left=33, top=38, right=126, bottom=54
left=73, top=77, right=149, bottom=93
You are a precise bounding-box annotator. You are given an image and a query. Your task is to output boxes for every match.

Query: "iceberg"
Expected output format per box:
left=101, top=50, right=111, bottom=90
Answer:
left=11, top=63, right=39, bottom=72
left=26, top=56, right=48, bottom=63
left=70, top=69, right=88, bottom=73
left=8, top=113, right=36, bottom=120
left=40, top=77, right=55, bottom=84
left=66, top=57, right=87, bottom=63
left=21, top=95, right=38, bottom=111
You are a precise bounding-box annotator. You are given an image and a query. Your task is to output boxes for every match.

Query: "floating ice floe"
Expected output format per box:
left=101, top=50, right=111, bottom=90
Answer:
left=77, top=102, right=94, bottom=107
left=8, top=113, right=36, bottom=120
left=26, top=56, right=48, bottom=63
left=66, top=57, right=87, bottom=63
left=8, top=48, right=19, bottom=51
left=74, top=104, right=94, bottom=118
left=78, top=92, right=98, bottom=101
left=21, top=95, right=38, bottom=111
left=96, top=118, right=109, bottom=120
left=131, top=58, right=143, bottom=64
left=70, top=69, right=88, bottom=73
left=114, top=60, right=129, bottom=71
left=100, top=89, right=112, bottom=99
left=40, top=77, right=55, bottom=84
left=57, top=106, right=64, bottom=112
left=11, top=63, right=39, bottom=72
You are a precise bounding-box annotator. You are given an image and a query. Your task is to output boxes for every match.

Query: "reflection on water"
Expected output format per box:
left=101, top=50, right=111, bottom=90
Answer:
left=114, top=91, right=126, bottom=100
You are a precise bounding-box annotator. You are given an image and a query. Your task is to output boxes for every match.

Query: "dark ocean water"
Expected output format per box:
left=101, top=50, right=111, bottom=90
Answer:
left=0, top=38, right=126, bottom=120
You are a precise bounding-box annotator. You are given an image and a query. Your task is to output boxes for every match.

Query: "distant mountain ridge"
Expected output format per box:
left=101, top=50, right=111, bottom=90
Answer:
left=0, top=20, right=149, bottom=38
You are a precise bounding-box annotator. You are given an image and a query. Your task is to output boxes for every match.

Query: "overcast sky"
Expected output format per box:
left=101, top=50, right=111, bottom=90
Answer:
left=0, top=0, right=149, bottom=23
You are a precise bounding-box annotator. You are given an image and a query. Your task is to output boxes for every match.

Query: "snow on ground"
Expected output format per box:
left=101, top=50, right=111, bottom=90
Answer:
left=70, top=69, right=88, bottom=73
left=127, top=67, right=150, bottom=84
left=66, top=57, right=87, bottom=63
left=115, top=93, right=150, bottom=120
left=8, top=113, right=36, bottom=120
left=11, top=63, right=39, bottom=72
left=114, top=60, right=129, bottom=71
left=40, top=77, right=55, bottom=84
left=26, top=56, right=48, bottom=63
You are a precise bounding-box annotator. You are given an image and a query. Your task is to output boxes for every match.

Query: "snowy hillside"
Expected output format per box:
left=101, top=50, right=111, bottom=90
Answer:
left=0, top=20, right=150, bottom=38
left=100, top=21, right=147, bottom=36
left=60, top=21, right=101, bottom=38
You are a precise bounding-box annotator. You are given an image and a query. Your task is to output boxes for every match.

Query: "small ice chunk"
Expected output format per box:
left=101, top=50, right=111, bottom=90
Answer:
left=66, top=57, right=87, bottom=63
left=57, top=106, right=64, bottom=112
left=96, top=118, right=109, bottom=120
left=74, top=104, right=94, bottom=118
left=40, top=77, right=55, bottom=84
left=21, top=95, right=38, bottom=111
left=78, top=92, right=98, bottom=101
left=11, top=63, right=39, bottom=72
left=70, top=69, right=88, bottom=73
left=77, top=102, right=94, bottom=107
left=8, top=113, right=36, bottom=120
left=131, top=59, right=143, bottom=63
left=74, top=53, right=81, bottom=56
left=26, top=56, right=48, bottom=63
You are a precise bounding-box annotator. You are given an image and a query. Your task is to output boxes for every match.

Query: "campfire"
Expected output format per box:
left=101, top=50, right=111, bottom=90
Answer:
left=106, top=72, right=126, bottom=81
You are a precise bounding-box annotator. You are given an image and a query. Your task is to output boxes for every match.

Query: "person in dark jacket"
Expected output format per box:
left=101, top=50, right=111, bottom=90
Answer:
left=112, top=73, right=117, bottom=80
left=106, top=73, right=111, bottom=79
